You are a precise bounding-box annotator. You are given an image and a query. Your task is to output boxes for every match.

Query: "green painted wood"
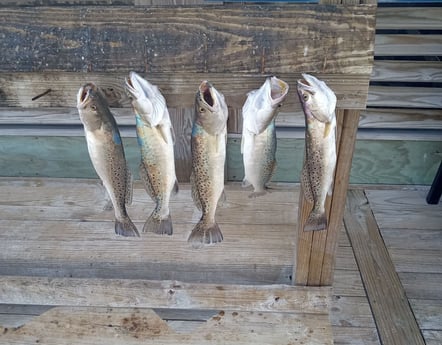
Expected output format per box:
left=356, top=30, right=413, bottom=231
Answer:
left=1, top=136, right=441, bottom=185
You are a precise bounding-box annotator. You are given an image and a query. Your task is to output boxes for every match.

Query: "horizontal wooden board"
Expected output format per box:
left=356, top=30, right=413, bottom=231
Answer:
left=0, top=72, right=370, bottom=110
left=332, top=326, right=381, bottom=345
left=375, top=34, right=442, bottom=56
left=0, top=4, right=375, bottom=74
left=0, top=306, right=333, bottom=345
left=371, top=60, right=442, bottom=83
left=0, top=178, right=298, bottom=284
left=376, top=6, right=442, bottom=30
left=3, top=106, right=441, bottom=134
left=409, top=299, right=442, bottom=331
left=367, top=85, right=442, bottom=109
left=365, top=189, right=442, bottom=230
left=0, top=276, right=330, bottom=313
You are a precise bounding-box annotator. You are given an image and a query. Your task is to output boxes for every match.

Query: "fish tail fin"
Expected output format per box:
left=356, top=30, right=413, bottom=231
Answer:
left=115, top=217, right=140, bottom=237
left=304, top=210, right=327, bottom=231
left=188, top=220, right=223, bottom=247
left=143, top=213, right=173, bottom=236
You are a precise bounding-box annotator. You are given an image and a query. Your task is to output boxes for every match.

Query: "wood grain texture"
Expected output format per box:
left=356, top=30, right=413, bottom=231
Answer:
left=344, top=190, right=425, bottom=345
left=371, top=60, right=442, bottom=83
left=0, top=72, right=371, bottom=110
left=0, top=306, right=333, bottom=345
left=368, top=85, right=442, bottom=109
left=0, top=178, right=298, bottom=284
left=375, top=34, right=442, bottom=56
left=0, top=4, right=376, bottom=74
left=376, top=6, right=442, bottom=30
left=0, top=276, right=330, bottom=313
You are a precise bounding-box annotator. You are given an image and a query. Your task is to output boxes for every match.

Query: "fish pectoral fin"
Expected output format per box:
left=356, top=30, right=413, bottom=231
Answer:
left=157, top=124, right=171, bottom=145
left=324, top=121, right=333, bottom=138
left=301, top=164, right=315, bottom=203
left=125, top=167, right=134, bottom=206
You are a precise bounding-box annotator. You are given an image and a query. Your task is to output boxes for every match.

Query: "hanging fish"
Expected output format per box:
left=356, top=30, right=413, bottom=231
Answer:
left=241, top=76, right=289, bottom=197
left=189, top=81, right=228, bottom=245
left=125, top=71, right=178, bottom=235
left=77, top=82, right=139, bottom=237
left=297, top=73, right=337, bottom=231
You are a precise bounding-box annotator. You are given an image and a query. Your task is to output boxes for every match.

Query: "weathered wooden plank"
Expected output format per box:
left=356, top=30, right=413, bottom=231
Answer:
left=2, top=107, right=442, bottom=130
left=423, top=330, right=442, bottom=345
left=399, top=272, right=442, bottom=300
left=387, top=249, right=442, bottom=274
left=375, top=34, right=442, bottom=56
left=330, top=295, right=376, bottom=328
left=365, top=189, right=442, bottom=230
left=376, top=6, right=442, bottom=30
left=0, top=5, right=375, bottom=74
left=333, top=326, right=381, bottom=345
left=381, top=228, right=442, bottom=251
left=0, top=276, right=331, bottom=313
left=371, top=60, right=442, bottom=83
left=359, top=108, right=442, bottom=130
left=0, top=178, right=297, bottom=284
left=344, top=190, right=425, bottom=345
left=367, top=85, right=442, bottom=109
left=0, top=306, right=333, bottom=345
left=409, top=299, right=442, bottom=331
left=0, top=72, right=371, bottom=110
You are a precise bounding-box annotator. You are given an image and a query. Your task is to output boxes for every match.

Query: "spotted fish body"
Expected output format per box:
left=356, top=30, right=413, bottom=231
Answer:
left=297, top=74, right=337, bottom=231
left=125, top=72, right=178, bottom=235
left=241, top=76, right=289, bottom=197
left=77, top=82, right=139, bottom=237
left=189, top=81, right=228, bottom=245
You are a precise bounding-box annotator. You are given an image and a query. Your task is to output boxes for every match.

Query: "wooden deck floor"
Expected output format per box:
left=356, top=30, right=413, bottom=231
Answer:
left=0, top=178, right=440, bottom=344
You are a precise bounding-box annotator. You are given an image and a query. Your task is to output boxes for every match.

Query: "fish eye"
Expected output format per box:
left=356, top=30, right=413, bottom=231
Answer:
left=199, top=107, right=205, bottom=113
left=303, top=94, right=309, bottom=101
left=90, top=104, right=97, bottom=111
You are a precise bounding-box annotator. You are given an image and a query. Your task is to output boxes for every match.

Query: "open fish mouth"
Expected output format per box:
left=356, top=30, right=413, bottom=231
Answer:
left=270, top=76, right=289, bottom=104
left=199, top=81, right=215, bottom=108
left=297, top=74, right=317, bottom=94
left=77, top=82, right=96, bottom=108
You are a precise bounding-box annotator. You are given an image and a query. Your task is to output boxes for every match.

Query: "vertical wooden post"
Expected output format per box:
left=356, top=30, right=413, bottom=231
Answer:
left=295, top=109, right=360, bottom=285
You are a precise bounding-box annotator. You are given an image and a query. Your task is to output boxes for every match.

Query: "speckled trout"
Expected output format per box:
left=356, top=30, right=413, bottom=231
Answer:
left=125, top=71, right=178, bottom=235
left=189, top=81, right=228, bottom=245
left=77, top=82, right=139, bottom=237
left=241, top=76, right=289, bottom=197
left=297, top=74, right=337, bottom=231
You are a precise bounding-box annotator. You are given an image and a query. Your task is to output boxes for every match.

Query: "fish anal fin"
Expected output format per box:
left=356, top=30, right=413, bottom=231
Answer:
left=172, top=180, right=179, bottom=195
left=301, top=164, right=315, bottom=203
left=218, top=189, right=227, bottom=207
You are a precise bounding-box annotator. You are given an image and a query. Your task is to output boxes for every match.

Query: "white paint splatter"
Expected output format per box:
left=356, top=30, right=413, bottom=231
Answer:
left=303, top=46, right=309, bottom=57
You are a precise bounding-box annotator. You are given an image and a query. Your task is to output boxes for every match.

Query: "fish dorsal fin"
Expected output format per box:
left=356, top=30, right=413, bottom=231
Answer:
left=190, top=172, right=202, bottom=211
